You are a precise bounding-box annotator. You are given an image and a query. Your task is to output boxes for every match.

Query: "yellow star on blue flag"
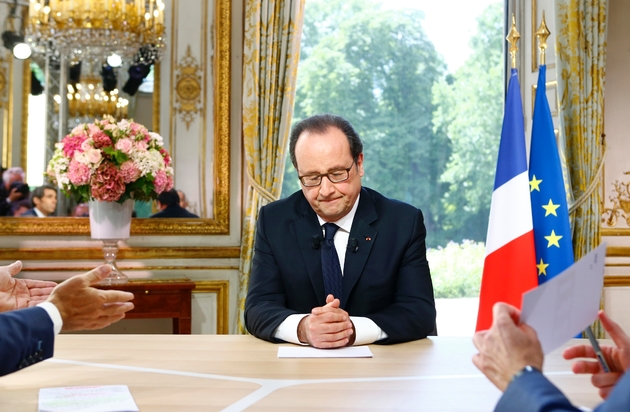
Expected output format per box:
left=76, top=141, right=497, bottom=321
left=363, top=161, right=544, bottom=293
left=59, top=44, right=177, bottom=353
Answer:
left=528, top=65, right=574, bottom=285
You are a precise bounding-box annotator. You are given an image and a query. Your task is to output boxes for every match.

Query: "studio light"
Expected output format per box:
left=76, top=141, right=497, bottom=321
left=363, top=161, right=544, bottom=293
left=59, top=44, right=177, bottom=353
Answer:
left=12, top=41, right=31, bottom=59
left=1, top=1, right=32, bottom=60
left=122, top=46, right=156, bottom=96
left=107, top=54, right=123, bottom=68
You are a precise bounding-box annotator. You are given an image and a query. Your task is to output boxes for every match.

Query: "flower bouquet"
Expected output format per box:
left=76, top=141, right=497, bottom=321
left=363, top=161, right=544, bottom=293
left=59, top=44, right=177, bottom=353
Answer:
left=47, top=116, right=174, bottom=204
left=47, top=116, right=174, bottom=285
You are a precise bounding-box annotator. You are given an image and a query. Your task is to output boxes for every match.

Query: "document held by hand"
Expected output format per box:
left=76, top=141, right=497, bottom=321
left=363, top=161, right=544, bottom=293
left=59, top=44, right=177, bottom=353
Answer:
left=521, top=242, right=607, bottom=354
left=38, top=385, right=139, bottom=412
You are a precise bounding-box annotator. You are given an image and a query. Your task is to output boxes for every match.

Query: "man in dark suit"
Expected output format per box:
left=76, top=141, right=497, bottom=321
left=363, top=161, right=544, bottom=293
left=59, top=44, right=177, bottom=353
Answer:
left=150, top=189, right=199, bottom=218
left=473, top=303, right=630, bottom=411
left=0, top=265, right=134, bottom=376
left=244, top=113, right=435, bottom=348
left=20, top=184, right=57, bottom=217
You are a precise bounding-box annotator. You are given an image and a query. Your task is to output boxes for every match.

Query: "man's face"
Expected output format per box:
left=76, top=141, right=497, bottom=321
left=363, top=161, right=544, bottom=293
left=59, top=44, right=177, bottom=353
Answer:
left=294, top=126, right=364, bottom=222
left=34, top=188, right=57, bottom=216
left=177, top=190, right=188, bottom=208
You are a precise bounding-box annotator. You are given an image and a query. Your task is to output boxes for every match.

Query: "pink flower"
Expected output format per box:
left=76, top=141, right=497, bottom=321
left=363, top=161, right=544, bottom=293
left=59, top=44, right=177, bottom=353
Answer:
left=92, top=131, right=112, bottom=149
left=82, top=148, right=103, bottom=165
left=71, top=125, right=86, bottom=135
left=116, top=138, right=133, bottom=154
left=153, top=170, right=170, bottom=194
left=136, top=140, right=148, bottom=151
left=62, top=134, right=88, bottom=158
left=160, top=148, right=171, bottom=166
left=120, top=160, right=141, bottom=183
left=90, top=162, right=126, bottom=201
left=67, top=159, right=91, bottom=185
left=87, top=124, right=101, bottom=137
left=81, top=138, right=93, bottom=151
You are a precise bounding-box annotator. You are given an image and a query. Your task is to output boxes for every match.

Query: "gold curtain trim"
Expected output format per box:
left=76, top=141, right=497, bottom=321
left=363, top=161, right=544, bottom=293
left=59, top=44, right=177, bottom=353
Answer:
left=245, top=165, right=278, bottom=203
left=568, top=141, right=606, bottom=215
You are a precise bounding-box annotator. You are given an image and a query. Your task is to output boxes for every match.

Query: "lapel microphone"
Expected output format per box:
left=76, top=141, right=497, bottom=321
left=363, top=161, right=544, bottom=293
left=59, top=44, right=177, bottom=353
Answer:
left=347, top=238, right=359, bottom=253
left=311, top=235, right=322, bottom=250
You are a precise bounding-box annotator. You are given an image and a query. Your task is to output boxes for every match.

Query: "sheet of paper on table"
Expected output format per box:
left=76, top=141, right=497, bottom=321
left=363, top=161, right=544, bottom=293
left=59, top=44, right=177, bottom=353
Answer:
left=278, top=346, right=373, bottom=358
left=38, top=385, right=139, bottom=412
left=521, top=242, right=607, bottom=354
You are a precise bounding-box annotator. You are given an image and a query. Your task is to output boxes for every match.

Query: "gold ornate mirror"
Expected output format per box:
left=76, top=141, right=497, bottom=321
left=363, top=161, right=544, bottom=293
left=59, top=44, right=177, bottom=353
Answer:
left=1, top=0, right=231, bottom=236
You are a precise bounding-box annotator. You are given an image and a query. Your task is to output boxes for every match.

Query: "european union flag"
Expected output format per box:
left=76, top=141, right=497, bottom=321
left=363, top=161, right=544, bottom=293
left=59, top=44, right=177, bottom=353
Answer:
left=529, top=65, right=574, bottom=284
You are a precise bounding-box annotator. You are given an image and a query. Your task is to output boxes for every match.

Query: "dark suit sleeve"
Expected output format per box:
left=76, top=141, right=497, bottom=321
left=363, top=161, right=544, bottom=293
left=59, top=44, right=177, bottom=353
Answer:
left=244, top=206, right=300, bottom=342
left=0, top=199, right=11, bottom=216
left=0, top=307, right=55, bottom=376
left=364, top=208, right=436, bottom=344
left=496, top=368, right=630, bottom=411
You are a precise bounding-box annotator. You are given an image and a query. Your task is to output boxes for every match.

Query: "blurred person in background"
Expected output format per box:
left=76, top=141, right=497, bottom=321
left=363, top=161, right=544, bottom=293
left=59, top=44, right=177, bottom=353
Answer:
left=20, top=185, right=57, bottom=217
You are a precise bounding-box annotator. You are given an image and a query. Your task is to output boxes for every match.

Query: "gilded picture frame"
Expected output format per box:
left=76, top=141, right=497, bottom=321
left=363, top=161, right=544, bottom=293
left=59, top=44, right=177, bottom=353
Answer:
left=2, top=0, right=231, bottom=236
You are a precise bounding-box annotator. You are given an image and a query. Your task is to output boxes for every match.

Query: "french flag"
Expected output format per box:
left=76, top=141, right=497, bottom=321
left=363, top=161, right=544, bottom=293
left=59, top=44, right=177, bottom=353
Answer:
left=475, top=68, right=538, bottom=331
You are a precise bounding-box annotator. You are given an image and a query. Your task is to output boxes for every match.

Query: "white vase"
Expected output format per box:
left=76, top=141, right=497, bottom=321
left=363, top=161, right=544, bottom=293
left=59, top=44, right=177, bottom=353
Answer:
left=88, top=199, right=133, bottom=285
left=89, top=199, right=133, bottom=240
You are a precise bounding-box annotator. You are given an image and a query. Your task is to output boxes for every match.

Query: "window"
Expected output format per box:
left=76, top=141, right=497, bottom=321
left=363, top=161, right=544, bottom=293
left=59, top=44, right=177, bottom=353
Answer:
left=282, top=0, right=504, bottom=336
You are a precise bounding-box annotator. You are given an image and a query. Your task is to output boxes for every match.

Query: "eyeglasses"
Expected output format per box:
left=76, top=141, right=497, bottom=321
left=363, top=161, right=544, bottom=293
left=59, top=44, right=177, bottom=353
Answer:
left=298, top=161, right=356, bottom=187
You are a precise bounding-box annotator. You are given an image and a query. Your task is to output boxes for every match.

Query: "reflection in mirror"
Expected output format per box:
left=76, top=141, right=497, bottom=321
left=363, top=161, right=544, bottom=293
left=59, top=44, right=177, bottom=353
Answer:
left=3, top=0, right=231, bottom=235
left=25, top=56, right=159, bottom=217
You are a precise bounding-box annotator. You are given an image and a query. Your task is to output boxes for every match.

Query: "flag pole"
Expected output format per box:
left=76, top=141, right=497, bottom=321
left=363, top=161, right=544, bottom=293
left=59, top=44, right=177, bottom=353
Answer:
left=506, top=14, right=520, bottom=69
left=535, top=12, right=550, bottom=66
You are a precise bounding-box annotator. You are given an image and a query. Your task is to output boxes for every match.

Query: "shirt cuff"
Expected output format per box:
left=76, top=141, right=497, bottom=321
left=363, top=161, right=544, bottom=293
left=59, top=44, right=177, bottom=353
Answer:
left=273, top=314, right=309, bottom=345
left=351, top=316, right=388, bottom=345
left=37, top=301, right=63, bottom=335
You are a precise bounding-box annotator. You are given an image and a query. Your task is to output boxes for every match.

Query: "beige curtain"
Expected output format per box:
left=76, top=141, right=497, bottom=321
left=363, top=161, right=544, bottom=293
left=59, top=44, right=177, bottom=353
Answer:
left=237, top=0, right=306, bottom=334
left=555, top=0, right=608, bottom=335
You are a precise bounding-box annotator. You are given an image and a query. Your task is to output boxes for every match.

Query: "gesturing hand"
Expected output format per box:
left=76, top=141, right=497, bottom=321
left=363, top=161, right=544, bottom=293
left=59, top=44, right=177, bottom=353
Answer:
left=47, top=265, right=135, bottom=331
left=0, top=261, right=57, bottom=312
left=563, top=311, right=630, bottom=399
left=297, top=294, right=355, bottom=349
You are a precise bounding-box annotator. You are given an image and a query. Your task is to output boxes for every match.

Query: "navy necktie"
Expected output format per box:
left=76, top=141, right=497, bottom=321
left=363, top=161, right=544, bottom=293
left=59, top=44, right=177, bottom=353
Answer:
left=321, top=223, right=343, bottom=303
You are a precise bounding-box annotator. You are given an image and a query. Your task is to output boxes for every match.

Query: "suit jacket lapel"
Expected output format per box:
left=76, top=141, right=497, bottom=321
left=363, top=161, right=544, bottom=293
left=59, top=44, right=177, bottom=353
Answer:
left=342, top=189, right=378, bottom=307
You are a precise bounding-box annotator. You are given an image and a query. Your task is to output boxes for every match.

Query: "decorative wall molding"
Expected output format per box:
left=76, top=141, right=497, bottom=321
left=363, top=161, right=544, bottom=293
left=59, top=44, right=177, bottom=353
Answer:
left=194, top=280, right=230, bottom=334
left=606, top=246, right=630, bottom=257
left=605, top=276, right=630, bottom=287
left=0, top=246, right=241, bottom=261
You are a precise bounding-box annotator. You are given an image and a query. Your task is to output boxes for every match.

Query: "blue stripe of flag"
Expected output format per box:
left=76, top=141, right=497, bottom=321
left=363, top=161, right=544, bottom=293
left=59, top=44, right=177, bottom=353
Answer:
left=494, top=69, right=529, bottom=190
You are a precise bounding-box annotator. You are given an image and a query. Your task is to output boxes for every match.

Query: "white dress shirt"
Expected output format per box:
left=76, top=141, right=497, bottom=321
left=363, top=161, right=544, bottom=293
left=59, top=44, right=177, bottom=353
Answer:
left=37, top=301, right=63, bottom=335
left=274, top=194, right=388, bottom=345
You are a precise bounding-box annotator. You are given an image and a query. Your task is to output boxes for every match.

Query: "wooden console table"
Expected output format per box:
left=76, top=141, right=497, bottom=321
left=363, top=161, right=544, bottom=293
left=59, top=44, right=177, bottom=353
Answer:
left=98, top=279, right=195, bottom=334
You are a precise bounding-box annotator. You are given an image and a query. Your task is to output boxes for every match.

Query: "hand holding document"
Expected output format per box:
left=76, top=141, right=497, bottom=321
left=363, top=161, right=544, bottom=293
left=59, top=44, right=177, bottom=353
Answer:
left=520, top=242, right=607, bottom=354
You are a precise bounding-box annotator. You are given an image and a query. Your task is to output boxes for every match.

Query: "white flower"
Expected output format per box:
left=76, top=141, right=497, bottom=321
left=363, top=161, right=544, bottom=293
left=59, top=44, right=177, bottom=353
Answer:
left=149, top=132, right=164, bottom=147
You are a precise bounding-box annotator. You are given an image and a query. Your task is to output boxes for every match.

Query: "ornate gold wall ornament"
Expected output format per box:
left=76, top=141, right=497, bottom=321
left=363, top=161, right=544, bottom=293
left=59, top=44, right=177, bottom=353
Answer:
left=174, top=45, right=203, bottom=129
left=0, top=70, right=6, bottom=101
left=0, top=54, right=8, bottom=109
left=602, top=173, right=630, bottom=227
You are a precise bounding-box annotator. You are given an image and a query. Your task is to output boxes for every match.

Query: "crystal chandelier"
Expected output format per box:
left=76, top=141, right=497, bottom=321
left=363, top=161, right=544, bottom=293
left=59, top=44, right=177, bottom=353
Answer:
left=54, top=77, right=129, bottom=122
left=25, top=0, right=166, bottom=63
